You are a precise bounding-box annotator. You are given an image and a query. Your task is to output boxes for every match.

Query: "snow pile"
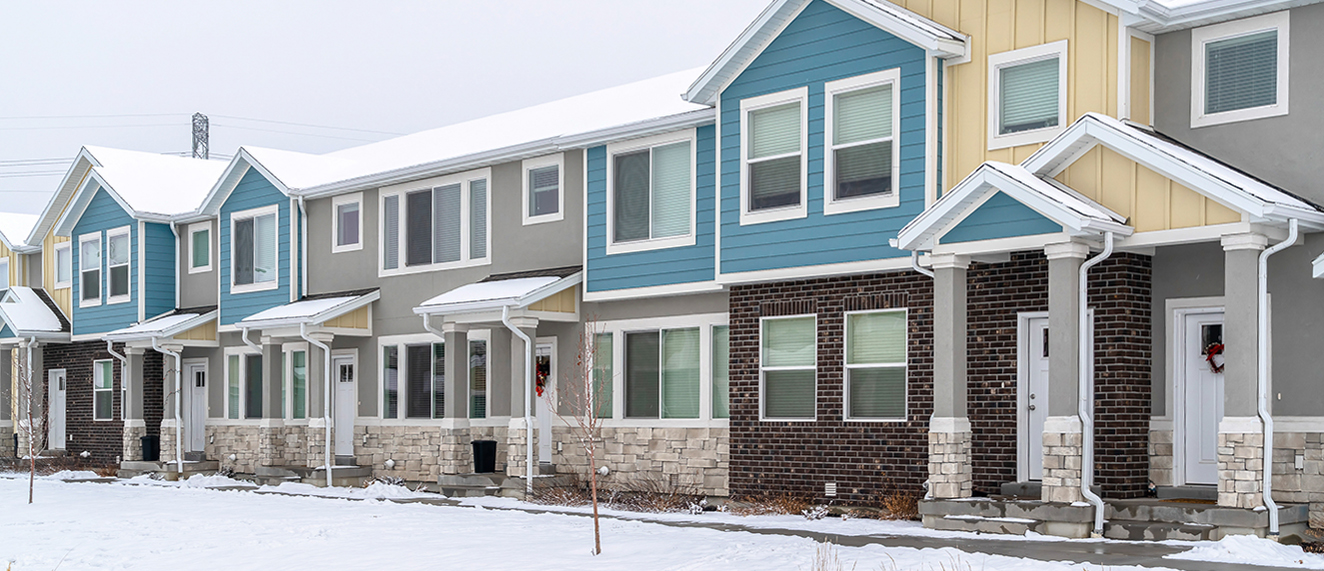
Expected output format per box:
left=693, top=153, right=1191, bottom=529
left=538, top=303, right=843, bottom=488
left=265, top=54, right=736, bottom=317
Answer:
left=262, top=481, right=429, bottom=500
left=180, top=474, right=252, bottom=489
left=40, top=470, right=102, bottom=480
left=1167, top=534, right=1324, bottom=569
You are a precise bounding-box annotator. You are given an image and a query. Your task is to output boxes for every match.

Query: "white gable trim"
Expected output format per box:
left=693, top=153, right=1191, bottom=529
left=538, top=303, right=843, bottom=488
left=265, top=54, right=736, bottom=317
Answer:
left=684, top=0, right=968, bottom=105
left=197, top=150, right=290, bottom=217
left=22, top=149, right=100, bottom=252
left=53, top=171, right=141, bottom=238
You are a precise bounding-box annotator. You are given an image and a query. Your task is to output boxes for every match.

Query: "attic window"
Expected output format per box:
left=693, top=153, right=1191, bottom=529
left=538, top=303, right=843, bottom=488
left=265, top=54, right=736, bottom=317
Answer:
left=1191, top=11, right=1289, bottom=127
left=989, top=41, right=1067, bottom=150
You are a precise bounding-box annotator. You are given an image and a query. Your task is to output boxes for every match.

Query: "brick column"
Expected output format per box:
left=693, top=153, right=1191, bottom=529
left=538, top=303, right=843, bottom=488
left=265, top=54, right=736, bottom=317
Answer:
left=1042, top=241, right=1089, bottom=503
left=1219, top=232, right=1268, bottom=508
left=121, top=347, right=146, bottom=462
left=929, top=253, right=972, bottom=499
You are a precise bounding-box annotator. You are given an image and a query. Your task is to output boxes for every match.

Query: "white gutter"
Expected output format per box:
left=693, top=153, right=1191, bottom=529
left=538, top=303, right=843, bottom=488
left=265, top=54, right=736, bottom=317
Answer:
left=297, top=196, right=308, bottom=299
left=500, top=305, right=534, bottom=496
left=1259, top=218, right=1297, bottom=538
left=150, top=336, right=183, bottom=476
left=299, top=322, right=333, bottom=488
left=421, top=313, right=444, bottom=338
left=1079, top=231, right=1114, bottom=537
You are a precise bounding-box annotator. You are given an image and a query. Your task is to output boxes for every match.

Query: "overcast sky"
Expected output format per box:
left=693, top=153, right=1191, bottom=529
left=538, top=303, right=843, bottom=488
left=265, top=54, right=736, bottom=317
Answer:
left=0, top=0, right=769, bottom=214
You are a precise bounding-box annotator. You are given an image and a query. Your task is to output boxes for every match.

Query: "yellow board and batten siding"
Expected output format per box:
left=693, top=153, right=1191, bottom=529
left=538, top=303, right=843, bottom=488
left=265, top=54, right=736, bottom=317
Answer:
left=325, top=306, right=371, bottom=330
left=528, top=286, right=577, bottom=314
left=1054, top=146, right=1241, bottom=232
left=43, top=233, right=71, bottom=317
left=174, top=320, right=218, bottom=342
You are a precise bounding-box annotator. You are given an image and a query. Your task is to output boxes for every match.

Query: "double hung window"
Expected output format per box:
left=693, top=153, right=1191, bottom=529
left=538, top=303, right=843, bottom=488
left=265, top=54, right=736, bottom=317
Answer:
left=608, top=133, right=693, bottom=252
left=844, top=311, right=908, bottom=420
left=741, top=88, right=807, bottom=224
left=107, top=228, right=130, bottom=302
left=54, top=242, right=72, bottom=289
left=189, top=222, right=211, bottom=273
left=523, top=156, right=562, bottom=224
left=760, top=316, right=816, bottom=420
left=825, top=70, right=900, bottom=213
left=232, top=206, right=278, bottom=292
left=79, top=233, right=101, bottom=306
left=333, top=193, right=362, bottom=253
left=93, top=360, right=114, bottom=421
left=1191, top=12, right=1289, bottom=127
left=989, top=41, right=1067, bottom=149
left=381, top=172, right=489, bottom=274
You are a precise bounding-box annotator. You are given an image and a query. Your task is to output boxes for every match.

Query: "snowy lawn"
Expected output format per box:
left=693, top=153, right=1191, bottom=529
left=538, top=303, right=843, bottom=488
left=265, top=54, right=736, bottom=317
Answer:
left=0, top=475, right=1232, bottom=571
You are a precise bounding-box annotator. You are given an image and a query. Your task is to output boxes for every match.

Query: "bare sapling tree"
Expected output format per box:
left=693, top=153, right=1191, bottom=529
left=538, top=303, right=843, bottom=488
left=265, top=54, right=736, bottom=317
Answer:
left=542, top=319, right=610, bottom=555
left=15, top=347, right=44, bottom=504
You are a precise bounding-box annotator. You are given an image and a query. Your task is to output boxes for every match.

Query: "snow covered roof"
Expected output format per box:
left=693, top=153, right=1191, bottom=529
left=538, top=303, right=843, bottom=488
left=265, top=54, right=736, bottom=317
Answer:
left=53, top=147, right=228, bottom=235
left=236, top=289, right=379, bottom=329
left=201, top=69, right=713, bottom=208
left=0, top=287, right=69, bottom=340
left=19, top=148, right=101, bottom=253
left=897, top=162, right=1132, bottom=251
left=1024, top=113, right=1324, bottom=227
left=1106, top=0, right=1324, bottom=33
left=102, top=308, right=217, bottom=342
left=415, top=269, right=582, bottom=316
left=684, top=0, right=967, bottom=105
left=0, top=212, right=39, bottom=251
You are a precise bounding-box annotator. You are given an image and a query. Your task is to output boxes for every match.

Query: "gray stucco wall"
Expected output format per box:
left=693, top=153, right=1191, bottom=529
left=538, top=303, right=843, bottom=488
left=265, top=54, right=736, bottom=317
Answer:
left=25, top=252, right=41, bottom=288
left=1153, top=4, right=1324, bottom=204
left=1150, top=242, right=1225, bottom=417
left=178, top=220, right=219, bottom=309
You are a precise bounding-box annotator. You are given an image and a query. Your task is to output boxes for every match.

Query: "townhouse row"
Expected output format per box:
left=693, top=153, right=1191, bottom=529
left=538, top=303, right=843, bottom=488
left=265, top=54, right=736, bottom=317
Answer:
left=5, top=0, right=1324, bottom=539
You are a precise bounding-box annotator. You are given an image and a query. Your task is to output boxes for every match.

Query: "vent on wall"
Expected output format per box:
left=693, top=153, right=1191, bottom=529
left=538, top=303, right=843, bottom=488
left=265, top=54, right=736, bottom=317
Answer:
left=824, top=482, right=837, bottom=497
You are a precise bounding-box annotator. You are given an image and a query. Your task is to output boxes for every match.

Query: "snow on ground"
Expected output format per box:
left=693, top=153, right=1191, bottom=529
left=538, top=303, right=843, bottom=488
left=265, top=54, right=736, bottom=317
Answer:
left=0, top=476, right=1187, bottom=571
left=1166, top=534, right=1324, bottom=569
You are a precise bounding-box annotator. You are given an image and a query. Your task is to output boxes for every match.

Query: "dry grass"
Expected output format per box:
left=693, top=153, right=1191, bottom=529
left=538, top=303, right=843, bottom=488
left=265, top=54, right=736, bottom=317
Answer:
left=0, top=455, right=109, bottom=476
left=810, top=542, right=855, bottom=571
left=93, top=465, right=118, bottom=478
left=729, top=491, right=818, bottom=516
left=880, top=490, right=919, bottom=520
left=530, top=472, right=703, bottom=513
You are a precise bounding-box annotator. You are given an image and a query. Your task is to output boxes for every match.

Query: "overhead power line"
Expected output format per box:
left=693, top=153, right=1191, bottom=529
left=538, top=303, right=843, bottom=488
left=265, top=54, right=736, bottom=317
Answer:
left=212, top=114, right=404, bottom=136
left=0, top=113, right=186, bottom=120
left=0, top=124, right=181, bottom=131
left=211, top=123, right=382, bottom=142
left=0, top=172, right=65, bottom=178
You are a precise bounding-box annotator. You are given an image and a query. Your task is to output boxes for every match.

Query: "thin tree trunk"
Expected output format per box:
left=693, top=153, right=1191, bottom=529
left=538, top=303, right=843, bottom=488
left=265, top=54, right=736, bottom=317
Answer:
left=590, top=444, right=601, bottom=555
left=28, top=404, right=34, bottom=504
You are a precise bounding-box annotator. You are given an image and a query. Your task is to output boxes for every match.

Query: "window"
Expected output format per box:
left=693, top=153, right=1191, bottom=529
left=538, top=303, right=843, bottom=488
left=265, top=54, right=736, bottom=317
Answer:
left=225, top=352, right=263, bottom=420
left=522, top=155, right=563, bottom=225
left=232, top=206, right=278, bottom=292
left=760, top=315, right=816, bottom=420
left=712, top=326, right=730, bottom=419
left=402, top=343, right=444, bottom=419
left=845, top=311, right=908, bottom=420
left=0, top=258, right=9, bottom=290
left=382, top=346, right=399, bottom=418
left=78, top=233, right=101, bottom=306
left=470, top=340, right=487, bottom=419
left=825, top=70, right=901, bottom=214
left=227, top=355, right=240, bottom=419
left=625, top=328, right=700, bottom=419
left=380, top=171, right=489, bottom=275
left=592, top=333, right=613, bottom=419
left=741, top=87, right=808, bottom=225
left=332, top=193, right=362, bottom=253
left=988, top=41, right=1068, bottom=150
left=93, top=360, right=114, bottom=421
left=189, top=222, right=211, bottom=273
left=106, top=227, right=130, bottom=302
left=54, top=242, right=72, bottom=289
left=287, top=349, right=307, bottom=420
left=607, top=132, right=694, bottom=253
left=245, top=354, right=263, bottom=419
left=1191, top=11, right=1289, bottom=127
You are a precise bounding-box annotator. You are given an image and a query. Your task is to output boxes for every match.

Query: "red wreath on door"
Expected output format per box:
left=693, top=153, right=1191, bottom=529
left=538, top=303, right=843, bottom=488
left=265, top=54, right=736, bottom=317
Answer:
left=1204, top=342, right=1225, bottom=374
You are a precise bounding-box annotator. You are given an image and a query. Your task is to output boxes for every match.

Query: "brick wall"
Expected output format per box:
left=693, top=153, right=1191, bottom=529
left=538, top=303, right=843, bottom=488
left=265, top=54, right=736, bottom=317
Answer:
left=729, top=272, right=935, bottom=503
left=1090, top=253, right=1152, bottom=498
left=43, top=341, right=163, bottom=464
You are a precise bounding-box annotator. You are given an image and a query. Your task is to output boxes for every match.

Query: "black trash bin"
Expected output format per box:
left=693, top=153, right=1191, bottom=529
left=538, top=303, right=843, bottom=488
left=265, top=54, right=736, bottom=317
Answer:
left=472, top=440, right=497, bottom=473
left=141, top=435, right=160, bottom=462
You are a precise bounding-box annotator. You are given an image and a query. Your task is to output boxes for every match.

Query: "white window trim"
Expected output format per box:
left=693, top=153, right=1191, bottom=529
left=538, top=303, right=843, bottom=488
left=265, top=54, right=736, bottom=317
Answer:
left=331, top=192, right=364, bottom=254
left=1190, top=11, right=1289, bottom=128
left=378, top=169, right=492, bottom=278
left=467, top=330, right=491, bottom=420
left=230, top=204, right=280, bottom=294
left=824, top=69, right=903, bottom=215
left=522, top=154, right=565, bottom=225
left=759, top=313, right=818, bottom=422
left=605, top=129, right=698, bottom=255
left=842, top=309, right=909, bottom=422
left=93, top=359, right=114, bottom=421
left=740, top=87, right=809, bottom=226
left=0, top=257, right=10, bottom=290
left=53, top=242, right=72, bottom=289
left=224, top=347, right=262, bottom=421
left=987, top=40, right=1069, bottom=151
left=593, top=313, right=729, bottom=426
left=282, top=342, right=309, bottom=420
left=105, top=225, right=132, bottom=305
left=376, top=333, right=443, bottom=421
left=188, top=221, right=212, bottom=274
left=78, top=231, right=102, bottom=308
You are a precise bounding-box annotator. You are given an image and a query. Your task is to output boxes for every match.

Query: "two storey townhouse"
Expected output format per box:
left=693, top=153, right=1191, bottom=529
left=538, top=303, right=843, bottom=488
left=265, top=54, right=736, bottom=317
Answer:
left=0, top=211, right=43, bottom=458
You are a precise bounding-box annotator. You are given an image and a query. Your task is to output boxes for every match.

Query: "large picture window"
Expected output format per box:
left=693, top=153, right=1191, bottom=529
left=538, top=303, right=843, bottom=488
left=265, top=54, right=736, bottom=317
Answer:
left=592, top=315, right=727, bottom=423
left=760, top=315, right=816, bottom=420
left=232, top=206, right=278, bottom=292
left=825, top=70, right=900, bottom=214
left=78, top=233, right=101, bottom=306
left=1191, top=11, right=1289, bottom=127
left=741, top=88, right=807, bottom=225
left=988, top=41, right=1068, bottom=149
left=107, top=227, right=130, bottom=302
left=608, top=133, right=693, bottom=252
left=844, top=310, right=908, bottom=420
left=380, top=171, right=489, bottom=275
left=93, top=360, right=114, bottom=421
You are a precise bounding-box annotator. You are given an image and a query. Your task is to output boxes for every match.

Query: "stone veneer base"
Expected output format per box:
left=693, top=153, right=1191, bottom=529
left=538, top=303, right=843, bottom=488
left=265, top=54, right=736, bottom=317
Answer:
left=928, top=429, right=973, bottom=499
left=1218, top=430, right=1265, bottom=509
left=1042, top=421, right=1085, bottom=503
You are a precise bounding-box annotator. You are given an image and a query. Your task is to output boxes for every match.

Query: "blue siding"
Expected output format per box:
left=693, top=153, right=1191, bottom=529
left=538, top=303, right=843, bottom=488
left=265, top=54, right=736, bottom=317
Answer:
left=0, top=323, right=14, bottom=339
left=219, top=168, right=292, bottom=326
left=585, top=125, right=717, bottom=292
left=72, top=186, right=138, bottom=336
left=144, top=222, right=175, bottom=317
left=719, top=0, right=928, bottom=275
left=942, top=192, right=1061, bottom=244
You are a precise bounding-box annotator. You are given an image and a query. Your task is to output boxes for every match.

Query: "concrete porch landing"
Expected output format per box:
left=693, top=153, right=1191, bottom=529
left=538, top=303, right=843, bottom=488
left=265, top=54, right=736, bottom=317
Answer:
left=922, top=497, right=1310, bottom=541
left=119, top=460, right=219, bottom=480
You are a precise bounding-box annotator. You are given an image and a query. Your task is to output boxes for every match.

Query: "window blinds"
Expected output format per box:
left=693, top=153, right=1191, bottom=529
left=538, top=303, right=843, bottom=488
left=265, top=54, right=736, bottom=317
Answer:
left=834, top=85, right=892, bottom=146
left=661, top=328, right=700, bottom=419
left=470, top=340, right=487, bottom=419
left=614, top=150, right=650, bottom=242
left=651, top=142, right=690, bottom=239
left=762, top=317, right=816, bottom=419
left=470, top=180, right=487, bottom=260
left=625, top=332, right=660, bottom=418
left=593, top=333, right=613, bottom=418
left=292, top=351, right=307, bottom=420
left=712, top=326, right=730, bottom=419
left=245, top=355, right=263, bottom=420
left=405, top=344, right=432, bottom=419
left=999, top=58, right=1060, bottom=134
left=405, top=191, right=432, bottom=267
left=228, top=355, right=240, bottom=419
left=529, top=165, right=560, bottom=217
left=432, top=343, right=446, bottom=419
left=434, top=183, right=462, bottom=264
left=1206, top=30, right=1277, bottom=114
left=382, top=346, right=399, bottom=418
left=846, top=311, right=907, bottom=419
left=254, top=214, right=276, bottom=283
left=751, top=103, right=801, bottom=158
left=749, top=102, right=803, bottom=211
left=383, top=195, right=400, bottom=270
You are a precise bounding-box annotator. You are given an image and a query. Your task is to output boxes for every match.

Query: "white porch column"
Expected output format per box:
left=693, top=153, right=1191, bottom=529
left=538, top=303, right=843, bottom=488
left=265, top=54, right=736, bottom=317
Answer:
left=441, top=323, right=471, bottom=475
left=121, top=347, right=146, bottom=462
left=16, top=339, right=44, bottom=455
left=1219, top=231, right=1268, bottom=508
left=929, top=253, right=972, bottom=499
left=0, top=347, right=12, bottom=458
left=1042, top=241, right=1090, bottom=503
left=304, top=332, right=333, bottom=470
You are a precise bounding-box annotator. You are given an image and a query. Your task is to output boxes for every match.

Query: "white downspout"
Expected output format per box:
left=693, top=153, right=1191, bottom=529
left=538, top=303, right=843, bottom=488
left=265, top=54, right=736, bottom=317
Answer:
left=1259, top=218, right=1297, bottom=538
left=240, top=326, right=261, bottom=353
left=299, top=322, right=333, bottom=488
left=297, top=196, right=308, bottom=299
left=169, top=222, right=180, bottom=309
left=1079, top=231, right=1113, bottom=537
left=106, top=340, right=129, bottom=443
left=910, top=251, right=935, bottom=278
left=150, top=336, right=183, bottom=476
left=500, top=305, right=534, bottom=496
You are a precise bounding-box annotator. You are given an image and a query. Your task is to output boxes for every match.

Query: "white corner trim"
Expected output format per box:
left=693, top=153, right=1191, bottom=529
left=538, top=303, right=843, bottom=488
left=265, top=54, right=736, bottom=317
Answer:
left=739, top=87, right=809, bottom=226
left=823, top=68, right=902, bottom=216
left=522, top=154, right=565, bottom=226
left=987, top=40, right=1069, bottom=150
left=1190, top=10, right=1289, bottom=129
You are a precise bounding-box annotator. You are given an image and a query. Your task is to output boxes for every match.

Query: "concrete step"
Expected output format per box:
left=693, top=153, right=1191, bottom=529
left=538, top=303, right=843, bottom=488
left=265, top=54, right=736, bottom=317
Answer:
left=334, top=455, right=357, bottom=467
left=1156, top=485, right=1217, bottom=501
left=927, top=514, right=1042, bottom=535
left=1104, top=519, right=1216, bottom=541
left=439, top=474, right=505, bottom=488
left=438, top=485, right=502, bottom=498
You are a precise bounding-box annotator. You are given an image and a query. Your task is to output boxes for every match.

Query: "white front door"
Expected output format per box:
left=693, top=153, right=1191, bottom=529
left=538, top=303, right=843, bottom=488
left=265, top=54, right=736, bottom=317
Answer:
left=333, top=355, right=356, bottom=457
left=48, top=369, right=66, bottom=450
left=185, top=363, right=207, bottom=453
left=1183, top=312, right=1224, bottom=485
left=535, top=341, right=554, bottom=464
left=1023, top=317, right=1050, bottom=480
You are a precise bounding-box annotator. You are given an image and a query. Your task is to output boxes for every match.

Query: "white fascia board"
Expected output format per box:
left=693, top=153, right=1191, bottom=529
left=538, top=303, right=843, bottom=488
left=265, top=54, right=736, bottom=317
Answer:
left=238, top=291, right=379, bottom=330
left=413, top=273, right=582, bottom=317
left=1133, top=0, right=1321, bottom=33
left=27, top=150, right=98, bottom=247
left=199, top=152, right=287, bottom=217
left=103, top=310, right=219, bottom=342
left=684, top=0, right=796, bottom=105
left=53, top=171, right=135, bottom=237
left=552, top=109, right=716, bottom=151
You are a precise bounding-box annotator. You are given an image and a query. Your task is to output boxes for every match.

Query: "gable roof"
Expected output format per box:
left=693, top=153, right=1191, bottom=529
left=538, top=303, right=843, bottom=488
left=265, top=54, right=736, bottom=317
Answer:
left=415, top=269, right=583, bottom=316
left=103, top=307, right=218, bottom=342
left=54, top=147, right=227, bottom=236
left=18, top=148, right=101, bottom=254
left=684, top=0, right=967, bottom=105
left=0, top=212, right=39, bottom=252
left=0, top=287, right=70, bottom=340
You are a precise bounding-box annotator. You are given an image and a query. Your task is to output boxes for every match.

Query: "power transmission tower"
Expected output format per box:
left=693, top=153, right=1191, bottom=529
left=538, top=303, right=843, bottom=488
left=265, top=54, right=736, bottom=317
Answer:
left=192, top=113, right=209, bottom=159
